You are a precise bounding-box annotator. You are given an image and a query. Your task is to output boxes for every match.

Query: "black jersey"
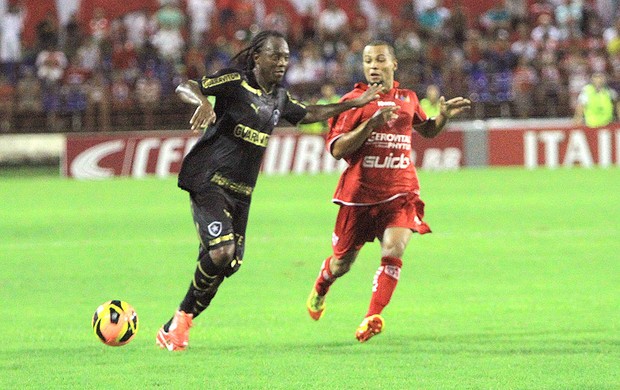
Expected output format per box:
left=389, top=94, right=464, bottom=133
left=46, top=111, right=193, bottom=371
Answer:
left=178, top=68, right=307, bottom=197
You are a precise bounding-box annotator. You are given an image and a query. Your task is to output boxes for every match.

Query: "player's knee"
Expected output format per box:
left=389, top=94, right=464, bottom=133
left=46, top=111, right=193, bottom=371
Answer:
left=381, top=240, right=407, bottom=259
left=209, top=244, right=235, bottom=267
left=331, top=256, right=355, bottom=277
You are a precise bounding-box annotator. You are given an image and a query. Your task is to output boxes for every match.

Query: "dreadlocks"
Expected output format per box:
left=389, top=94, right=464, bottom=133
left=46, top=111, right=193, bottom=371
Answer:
left=230, top=30, right=286, bottom=74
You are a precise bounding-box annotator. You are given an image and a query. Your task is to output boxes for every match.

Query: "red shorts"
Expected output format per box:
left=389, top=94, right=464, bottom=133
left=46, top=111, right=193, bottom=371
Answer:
left=331, top=193, right=431, bottom=258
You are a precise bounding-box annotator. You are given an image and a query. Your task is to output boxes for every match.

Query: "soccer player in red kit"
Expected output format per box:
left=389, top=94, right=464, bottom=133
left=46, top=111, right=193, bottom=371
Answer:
left=306, top=41, right=471, bottom=342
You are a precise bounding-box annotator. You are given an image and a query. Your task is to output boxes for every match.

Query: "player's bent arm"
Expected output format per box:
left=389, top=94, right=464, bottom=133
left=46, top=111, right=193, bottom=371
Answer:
left=331, top=106, right=399, bottom=160
left=176, top=80, right=216, bottom=130
left=415, top=114, right=448, bottom=139
left=299, top=84, right=382, bottom=124
left=176, top=80, right=210, bottom=106
left=416, top=96, right=471, bottom=138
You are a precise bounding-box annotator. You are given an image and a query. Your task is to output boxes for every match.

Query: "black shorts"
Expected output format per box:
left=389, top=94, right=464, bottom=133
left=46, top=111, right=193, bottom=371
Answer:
left=190, top=185, right=250, bottom=262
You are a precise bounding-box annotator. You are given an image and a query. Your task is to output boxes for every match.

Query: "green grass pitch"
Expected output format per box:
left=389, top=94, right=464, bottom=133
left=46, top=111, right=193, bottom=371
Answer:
left=1, top=167, right=619, bottom=389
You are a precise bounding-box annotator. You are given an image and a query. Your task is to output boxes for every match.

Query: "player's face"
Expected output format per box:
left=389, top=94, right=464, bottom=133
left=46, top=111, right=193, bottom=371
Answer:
left=363, top=45, right=397, bottom=92
left=254, top=37, right=290, bottom=88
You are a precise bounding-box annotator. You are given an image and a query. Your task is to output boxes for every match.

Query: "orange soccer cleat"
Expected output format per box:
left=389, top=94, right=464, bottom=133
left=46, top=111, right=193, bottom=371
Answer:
left=156, top=310, right=193, bottom=351
left=355, top=314, right=384, bottom=342
left=306, top=287, right=326, bottom=321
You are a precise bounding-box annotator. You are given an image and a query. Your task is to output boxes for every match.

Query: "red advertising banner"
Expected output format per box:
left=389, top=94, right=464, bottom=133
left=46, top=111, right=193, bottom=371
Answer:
left=488, top=124, right=620, bottom=168
left=63, top=129, right=465, bottom=179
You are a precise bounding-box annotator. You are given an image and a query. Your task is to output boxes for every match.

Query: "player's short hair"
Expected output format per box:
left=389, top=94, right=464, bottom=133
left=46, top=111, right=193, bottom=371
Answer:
left=231, top=30, right=286, bottom=73
left=365, top=40, right=396, bottom=59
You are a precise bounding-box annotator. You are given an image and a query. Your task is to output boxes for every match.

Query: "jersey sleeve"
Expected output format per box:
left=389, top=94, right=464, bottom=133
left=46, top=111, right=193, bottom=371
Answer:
left=325, top=97, right=364, bottom=154
left=410, top=92, right=428, bottom=124
left=282, top=91, right=308, bottom=125
left=197, top=68, right=243, bottom=98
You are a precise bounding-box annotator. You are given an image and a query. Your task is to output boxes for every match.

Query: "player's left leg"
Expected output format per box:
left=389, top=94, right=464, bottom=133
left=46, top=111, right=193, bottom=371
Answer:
left=356, top=226, right=412, bottom=342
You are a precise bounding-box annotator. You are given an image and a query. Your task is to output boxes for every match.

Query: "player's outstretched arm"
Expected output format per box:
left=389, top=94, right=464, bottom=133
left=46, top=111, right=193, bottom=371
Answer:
left=299, top=84, right=382, bottom=124
left=176, top=80, right=216, bottom=130
left=416, top=96, right=471, bottom=138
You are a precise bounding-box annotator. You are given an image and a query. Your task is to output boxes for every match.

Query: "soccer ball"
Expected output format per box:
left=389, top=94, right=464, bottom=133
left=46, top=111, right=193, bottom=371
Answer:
left=92, top=300, right=139, bottom=346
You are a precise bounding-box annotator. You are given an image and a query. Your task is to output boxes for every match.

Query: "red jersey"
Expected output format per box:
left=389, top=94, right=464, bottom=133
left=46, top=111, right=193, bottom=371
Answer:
left=327, top=82, right=428, bottom=206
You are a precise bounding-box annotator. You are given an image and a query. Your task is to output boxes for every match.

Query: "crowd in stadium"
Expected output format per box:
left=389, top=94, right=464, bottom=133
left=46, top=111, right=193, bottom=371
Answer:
left=2, top=0, right=620, bottom=133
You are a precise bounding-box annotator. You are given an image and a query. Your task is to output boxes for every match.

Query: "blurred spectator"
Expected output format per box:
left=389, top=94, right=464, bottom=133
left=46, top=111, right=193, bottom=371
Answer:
left=480, top=2, right=511, bottom=34
left=74, top=37, right=101, bottom=77
left=298, top=83, right=341, bottom=134
left=151, top=1, right=186, bottom=64
left=358, top=0, right=378, bottom=37
left=1, top=1, right=26, bottom=84
left=512, top=55, right=538, bottom=118
left=62, top=66, right=88, bottom=132
left=0, top=74, right=16, bottom=132
left=375, top=7, right=395, bottom=42
left=416, top=0, right=439, bottom=14
left=574, top=72, right=620, bottom=127
left=89, top=7, right=110, bottom=43
left=536, top=50, right=566, bottom=117
left=529, top=0, right=554, bottom=25
left=286, top=41, right=326, bottom=97
left=504, top=0, right=528, bottom=26
left=531, top=13, right=562, bottom=44
left=135, top=68, right=162, bottom=130
left=15, top=67, right=43, bottom=130
left=124, top=8, right=151, bottom=49
left=35, top=13, right=59, bottom=52
left=154, top=0, right=186, bottom=31
left=184, top=45, right=207, bottom=80
left=344, top=37, right=366, bottom=84
left=63, top=12, right=82, bottom=59
left=35, top=44, right=67, bottom=130
left=263, top=2, right=292, bottom=36
left=446, top=1, right=469, bottom=47
left=603, top=17, right=620, bottom=55
left=187, top=0, right=216, bottom=46
left=562, top=46, right=589, bottom=110
left=111, top=36, right=139, bottom=77
left=510, top=22, right=538, bottom=61
left=298, top=3, right=318, bottom=40
left=420, top=84, right=442, bottom=117
left=110, top=71, right=134, bottom=128
left=325, top=50, right=353, bottom=90
left=317, top=0, right=349, bottom=57
left=443, top=53, right=469, bottom=100
left=418, top=0, right=451, bottom=38
left=84, top=71, right=111, bottom=132
left=555, top=0, right=584, bottom=40
left=289, top=0, right=320, bottom=19
left=151, top=28, right=185, bottom=64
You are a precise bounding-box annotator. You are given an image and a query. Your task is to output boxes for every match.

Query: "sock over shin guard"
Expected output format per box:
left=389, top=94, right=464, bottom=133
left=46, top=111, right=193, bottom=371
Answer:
left=314, top=257, right=336, bottom=296
left=178, top=250, right=224, bottom=318
left=366, top=256, right=403, bottom=317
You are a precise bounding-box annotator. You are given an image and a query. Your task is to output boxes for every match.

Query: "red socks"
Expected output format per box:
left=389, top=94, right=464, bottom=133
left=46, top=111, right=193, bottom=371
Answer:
left=366, top=256, right=402, bottom=317
left=314, top=257, right=335, bottom=296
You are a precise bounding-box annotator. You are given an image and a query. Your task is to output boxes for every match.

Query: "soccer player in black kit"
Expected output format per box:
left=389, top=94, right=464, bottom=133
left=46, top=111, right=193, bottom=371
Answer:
left=156, top=31, right=381, bottom=351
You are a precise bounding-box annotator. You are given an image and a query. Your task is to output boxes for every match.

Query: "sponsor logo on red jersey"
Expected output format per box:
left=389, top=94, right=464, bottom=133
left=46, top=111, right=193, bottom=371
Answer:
left=362, top=152, right=411, bottom=169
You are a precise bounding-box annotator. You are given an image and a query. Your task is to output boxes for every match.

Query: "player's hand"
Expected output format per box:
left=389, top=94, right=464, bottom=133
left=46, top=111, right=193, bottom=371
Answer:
left=351, top=84, right=382, bottom=107
left=190, top=103, right=216, bottom=131
left=440, top=96, right=471, bottom=119
left=368, top=106, right=400, bottom=129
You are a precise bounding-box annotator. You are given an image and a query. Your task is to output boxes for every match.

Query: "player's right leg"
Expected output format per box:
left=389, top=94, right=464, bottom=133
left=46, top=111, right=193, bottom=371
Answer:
left=308, top=205, right=369, bottom=321
left=307, top=251, right=359, bottom=320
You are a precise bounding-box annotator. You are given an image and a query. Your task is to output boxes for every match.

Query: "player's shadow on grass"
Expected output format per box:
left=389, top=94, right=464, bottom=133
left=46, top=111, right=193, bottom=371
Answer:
left=374, top=329, right=620, bottom=355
